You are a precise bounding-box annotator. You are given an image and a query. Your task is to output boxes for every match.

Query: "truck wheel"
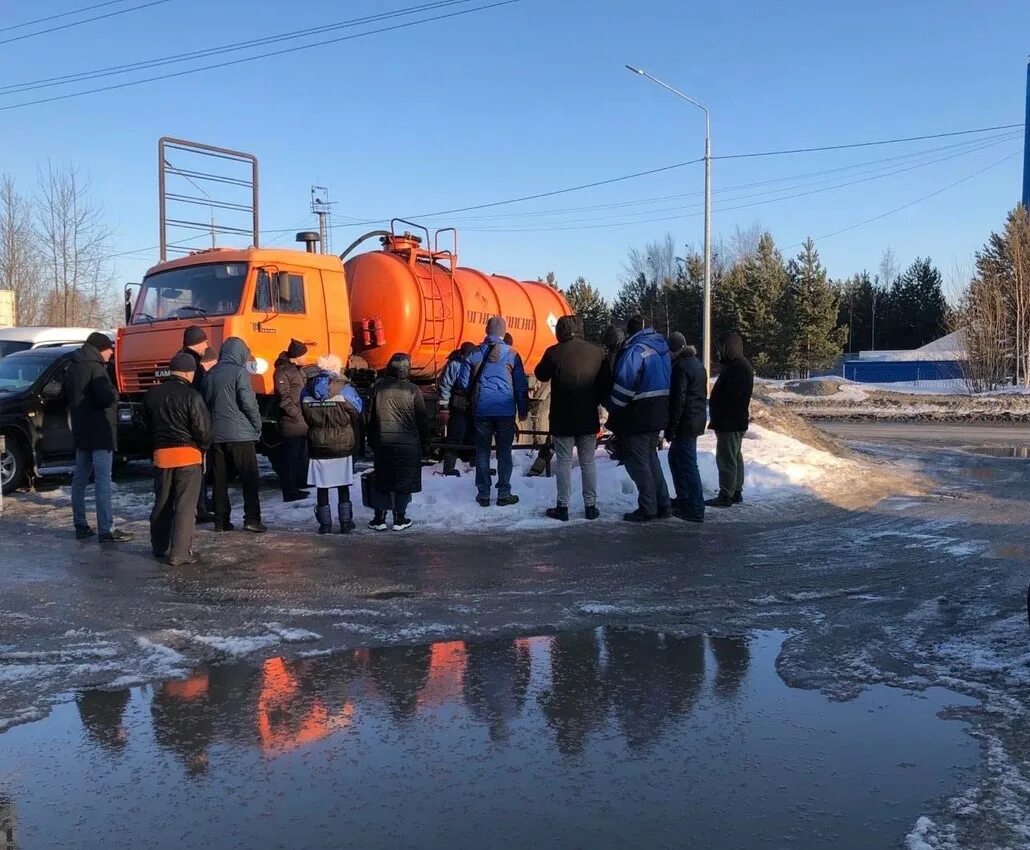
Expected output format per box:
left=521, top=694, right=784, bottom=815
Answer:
left=1, top=433, right=29, bottom=495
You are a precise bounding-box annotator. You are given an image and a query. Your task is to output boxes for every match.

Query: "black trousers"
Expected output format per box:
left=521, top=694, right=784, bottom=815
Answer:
left=275, top=435, right=308, bottom=496
left=442, top=408, right=473, bottom=474
left=210, top=441, right=261, bottom=525
left=150, top=464, right=203, bottom=562
left=316, top=485, right=351, bottom=506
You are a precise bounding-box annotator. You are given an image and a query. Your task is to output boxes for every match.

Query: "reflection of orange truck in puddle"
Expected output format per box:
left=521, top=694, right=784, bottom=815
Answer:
left=116, top=139, right=570, bottom=453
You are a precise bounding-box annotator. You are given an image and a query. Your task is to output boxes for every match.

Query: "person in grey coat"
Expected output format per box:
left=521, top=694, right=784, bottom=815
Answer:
left=202, top=337, right=265, bottom=533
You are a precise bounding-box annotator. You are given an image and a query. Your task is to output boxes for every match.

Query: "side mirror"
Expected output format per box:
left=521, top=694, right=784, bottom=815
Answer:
left=276, top=271, right=291, bottom=303
left=41, top=379, right=63, bottom=400
left=124, top=283, right=138, bottom=325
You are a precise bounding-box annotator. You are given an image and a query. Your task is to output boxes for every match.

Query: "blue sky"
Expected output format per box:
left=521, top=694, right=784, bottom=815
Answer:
left=1, top=0, right=1028, bottom=300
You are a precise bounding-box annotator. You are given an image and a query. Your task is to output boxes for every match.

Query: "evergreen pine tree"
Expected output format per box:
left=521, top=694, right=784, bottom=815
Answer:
left=564, top=276, right=611, bottom=343
left=883, top=258, right=949, bottom=349
left=779, top=238, right=847, bottom=377
left=736, top=233, right=788, bottom=374
left=612, top=271, right=661, bottom=328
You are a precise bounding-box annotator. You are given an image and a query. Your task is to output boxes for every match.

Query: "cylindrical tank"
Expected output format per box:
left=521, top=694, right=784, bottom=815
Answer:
left=345, top=234, right=571, bottom=380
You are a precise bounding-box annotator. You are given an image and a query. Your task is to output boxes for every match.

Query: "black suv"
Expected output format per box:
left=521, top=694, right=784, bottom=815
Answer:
left=0, top=345, right=81, bottom=494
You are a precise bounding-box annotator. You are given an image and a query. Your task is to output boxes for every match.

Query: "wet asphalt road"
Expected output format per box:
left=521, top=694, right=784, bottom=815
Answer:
left=1, top=425, right=1028, bottom=848
left=819, top=420, right=1030, bottom=447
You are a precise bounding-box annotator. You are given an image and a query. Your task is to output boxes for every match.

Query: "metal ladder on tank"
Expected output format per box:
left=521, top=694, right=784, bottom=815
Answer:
left=420, top=228, right=459, bottom=376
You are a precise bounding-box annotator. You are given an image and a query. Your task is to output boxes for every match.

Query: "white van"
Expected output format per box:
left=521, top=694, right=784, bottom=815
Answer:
left=0, top=327, right=110, bottom=359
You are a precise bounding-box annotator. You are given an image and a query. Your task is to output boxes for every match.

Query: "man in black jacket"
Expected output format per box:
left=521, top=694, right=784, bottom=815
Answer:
left=177, top=327, right=212, bottom=522
left=178, top=325, right=208, bottom=389
left=534, top=315, right=607, bottom=521
left=143, top=351, right=212, bottom=565
left=66, top=332, right=133, bottom=543
left=706, top=331, right=755, bottom=508
left=272, top=338, right=310, bottom=503
left=666, top=333, right=708, bottom=522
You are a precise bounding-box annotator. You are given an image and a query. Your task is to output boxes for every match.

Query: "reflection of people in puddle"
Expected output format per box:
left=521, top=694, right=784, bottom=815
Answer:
left=538, top=631, right=606, bottom=756
left=368, top=646, right=432, bottom=720
left=0, top=793, right=16, bottom=850
left=709, top=635, right=750, bottom=700
left=604, top=630, right=705, bottom=749
left=75, top=689, right=131, bottom=752
left=151, top=670, right=216, bottom=775
left=462, top=639, right=531, bottom=742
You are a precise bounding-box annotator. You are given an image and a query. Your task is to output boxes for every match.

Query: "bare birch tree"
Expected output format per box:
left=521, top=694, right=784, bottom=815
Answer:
left=953, top=273, right=1009, bottom=393
left=0, top=174, right=42, bottom=325
left=35, top=162, right=115, bottom=327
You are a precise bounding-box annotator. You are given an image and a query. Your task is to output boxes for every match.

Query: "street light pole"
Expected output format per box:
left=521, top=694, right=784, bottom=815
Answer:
left=626, top=65, right=712, bottom=380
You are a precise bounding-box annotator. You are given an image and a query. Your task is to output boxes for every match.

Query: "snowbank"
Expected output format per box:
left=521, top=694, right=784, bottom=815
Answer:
left=252, top=424, right=871, bottom=531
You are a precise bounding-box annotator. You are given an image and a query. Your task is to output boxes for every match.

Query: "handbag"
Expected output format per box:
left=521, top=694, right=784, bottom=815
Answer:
left=360, top=469, right=376, bottom=509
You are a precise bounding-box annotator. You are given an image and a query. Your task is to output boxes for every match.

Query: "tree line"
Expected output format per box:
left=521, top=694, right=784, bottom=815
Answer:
left=952, top=205, right=1030, bottom=391
left=0, top=164, right=119, bottom=328
left=558, top=229, right=951, bottom=378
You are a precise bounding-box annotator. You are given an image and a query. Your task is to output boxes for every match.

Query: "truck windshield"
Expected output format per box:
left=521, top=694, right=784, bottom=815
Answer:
left=133, top=262, right=248, bottom=323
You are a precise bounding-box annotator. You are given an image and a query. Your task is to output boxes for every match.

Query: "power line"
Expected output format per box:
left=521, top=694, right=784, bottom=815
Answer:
left=259, top=157, right=706, bottom=235
left=802, top=150, right=1022, bottom=245
left=306, top=122, right=1024, bottom=233
left=715, top=122, right=1025, bottom=160
left=0, top=0, right=520, bottom=111
left=111, top=125, right=1024, bottom=258
left=449, top=134, right=1021, bottom=232
left=432, top=131, right=1022, bottom=224
left=0, top=0, right=476, bottom=95
left=0, top=0, right=172, bottom=47
left=0, top=0, right=132, bottom=33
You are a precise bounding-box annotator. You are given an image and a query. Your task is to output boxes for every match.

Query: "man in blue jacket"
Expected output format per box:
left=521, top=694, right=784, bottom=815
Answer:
left=610, top=316, right=672, bottom=522
left=458, top=317, right=529, bottom=507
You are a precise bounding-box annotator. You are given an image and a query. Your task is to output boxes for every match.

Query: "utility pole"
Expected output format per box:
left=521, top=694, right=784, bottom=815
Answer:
left=871, top=288, right=878, bottom=351
left=1023, top=58, right=1030, bottom=208
left=311, top=186, right=331, bottom=254
left=626, top=65, right=712, bottom=380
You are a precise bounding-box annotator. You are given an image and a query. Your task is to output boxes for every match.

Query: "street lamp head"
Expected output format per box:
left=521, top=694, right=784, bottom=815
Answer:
left=625, top=64, right=644, bottom=75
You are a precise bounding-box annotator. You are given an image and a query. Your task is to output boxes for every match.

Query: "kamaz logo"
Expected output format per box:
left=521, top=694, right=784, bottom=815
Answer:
left=154, top=369, right=170, bottom=378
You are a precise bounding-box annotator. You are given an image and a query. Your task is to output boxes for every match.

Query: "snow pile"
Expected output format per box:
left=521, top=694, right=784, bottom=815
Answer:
left=256, top=424, right=865, bottom=530
left=905, top=816, right=958, bottom=849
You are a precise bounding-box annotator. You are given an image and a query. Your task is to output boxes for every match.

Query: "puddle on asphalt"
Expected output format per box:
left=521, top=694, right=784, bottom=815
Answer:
left=964, top=445, right=1030, bottom=458
left=0, top=630, right=976, bottom=850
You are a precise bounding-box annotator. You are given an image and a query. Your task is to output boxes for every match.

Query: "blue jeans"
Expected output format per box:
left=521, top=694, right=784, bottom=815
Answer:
left=669, top=436, right=705, bottom=517
left=72, top=448, right=114, bottom=535
left=474, top=416, right=515, bottom=500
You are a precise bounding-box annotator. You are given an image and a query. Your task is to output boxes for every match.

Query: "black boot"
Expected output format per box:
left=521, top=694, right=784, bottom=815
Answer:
left=732, top=490, right=744, bottom=504
left=368, top=511, right=388, bottom=532
left=338, top=501, right=355, bottom=534
left=392, top=513, right=412, bottom=531
left=545, top=505, right=569, bottom=522
left=705, top=490, right=734, bottom=508
left=315, top=505, right=332, bottom=534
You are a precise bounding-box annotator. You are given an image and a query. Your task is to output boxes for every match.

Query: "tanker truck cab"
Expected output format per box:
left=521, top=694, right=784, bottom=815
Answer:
left=117, top=246, right=352, bottom=452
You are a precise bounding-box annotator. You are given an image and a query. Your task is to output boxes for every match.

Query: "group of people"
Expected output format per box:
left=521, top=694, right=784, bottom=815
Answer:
left=431, top=313, right=755, bottom=524
left=64, top=312, right=754, bottom=564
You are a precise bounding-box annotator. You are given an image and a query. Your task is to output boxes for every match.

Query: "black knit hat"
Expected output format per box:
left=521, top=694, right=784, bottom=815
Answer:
left=169, top=351, right=197, bottom=373
left=286, top=338, right=308, bottom=359
left=183, top=325, right=207, bottom=346
left=86, top=332, right=113, bottom=352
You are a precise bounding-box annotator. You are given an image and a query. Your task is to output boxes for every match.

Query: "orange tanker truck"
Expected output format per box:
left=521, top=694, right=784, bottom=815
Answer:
left=115, top=139, right=571, bottom=453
